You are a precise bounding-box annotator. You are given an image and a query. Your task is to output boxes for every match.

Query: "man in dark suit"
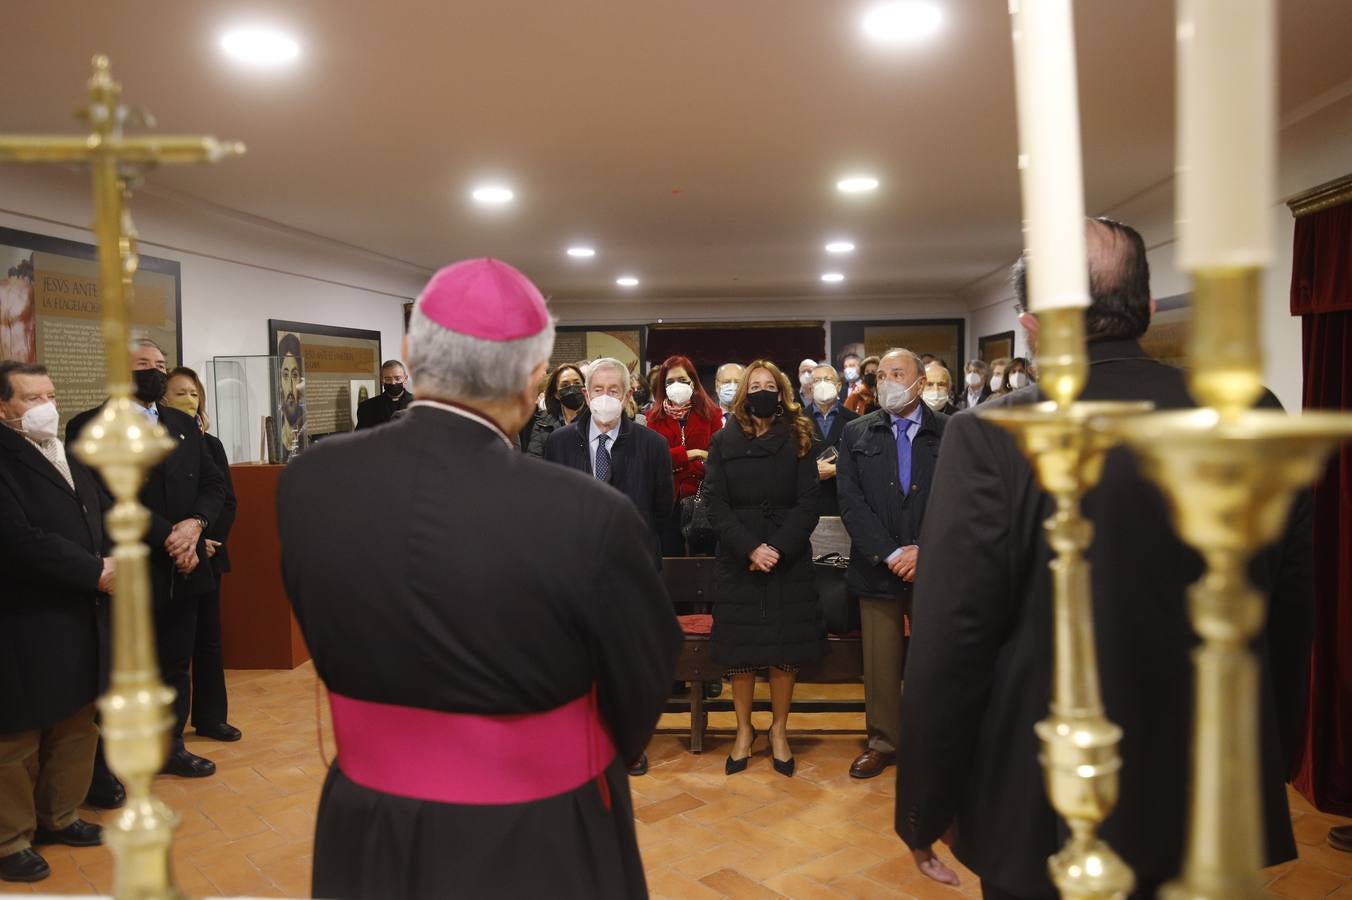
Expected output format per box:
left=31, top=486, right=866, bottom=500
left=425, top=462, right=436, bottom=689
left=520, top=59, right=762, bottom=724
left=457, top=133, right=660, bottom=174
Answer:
left=895, top=218, right=1313, bottom=898
left=0, top=361, right=110, bottom=883
left=806, top=364, right=859, bottom=516
left=355, top=359, right=413, bottom=430
left=956, top=359, right=992, bottom=410
left=837, top=350, right=947, bottom=780
left=279, top=259, right=679, bottom=898
left=543, top=356, right=675, bottom=776
left=66, top=339, right=228, bottom=798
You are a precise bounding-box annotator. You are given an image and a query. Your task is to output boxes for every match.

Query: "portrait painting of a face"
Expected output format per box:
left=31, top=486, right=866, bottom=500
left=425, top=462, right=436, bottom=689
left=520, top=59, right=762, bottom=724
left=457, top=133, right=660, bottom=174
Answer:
left=276, top=332, right=307, bottom=459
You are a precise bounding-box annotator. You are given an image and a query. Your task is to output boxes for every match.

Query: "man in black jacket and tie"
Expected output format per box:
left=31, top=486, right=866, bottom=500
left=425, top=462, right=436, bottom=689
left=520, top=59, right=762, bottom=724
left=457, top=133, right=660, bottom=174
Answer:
left=837, top=350, right=947, bottom=781
left=0, top=361, right=110, bottom=883
left=66, top=339, right=228, bottom=800
left=355, top=359, right=413, bottom=430
left=956, top=359, right=992, bottom=410
left=896, top=218, right=1313, bottom=898
left=543, top=356, right=675, bottom=777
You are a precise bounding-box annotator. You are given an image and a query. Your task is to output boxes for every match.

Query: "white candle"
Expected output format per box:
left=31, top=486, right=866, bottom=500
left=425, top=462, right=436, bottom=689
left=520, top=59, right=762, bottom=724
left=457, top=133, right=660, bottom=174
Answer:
left=1176, top=0, right=1275, bottom=269
left=1009, top=0, right=1090, bottom=311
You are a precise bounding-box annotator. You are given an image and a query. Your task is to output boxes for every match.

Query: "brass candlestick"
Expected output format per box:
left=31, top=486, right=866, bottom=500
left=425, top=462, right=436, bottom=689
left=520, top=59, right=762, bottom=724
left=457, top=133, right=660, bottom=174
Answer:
left=1100, top=272, right=1352, bottom=900
left=979, top=306, right=1140, bottom=899
left=0, top=56, right=243, bottom=899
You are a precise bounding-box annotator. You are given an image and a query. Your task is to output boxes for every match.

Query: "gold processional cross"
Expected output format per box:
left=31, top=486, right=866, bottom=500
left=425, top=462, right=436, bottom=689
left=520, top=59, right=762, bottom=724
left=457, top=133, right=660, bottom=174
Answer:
left=0, top=55, right=243, bottom=900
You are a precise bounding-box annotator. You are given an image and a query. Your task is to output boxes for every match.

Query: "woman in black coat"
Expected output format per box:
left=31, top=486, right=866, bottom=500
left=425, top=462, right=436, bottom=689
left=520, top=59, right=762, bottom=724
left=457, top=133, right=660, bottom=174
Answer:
left=165, top=367, right=241, bottom=741
left=703, top=359, right=823, bottom=777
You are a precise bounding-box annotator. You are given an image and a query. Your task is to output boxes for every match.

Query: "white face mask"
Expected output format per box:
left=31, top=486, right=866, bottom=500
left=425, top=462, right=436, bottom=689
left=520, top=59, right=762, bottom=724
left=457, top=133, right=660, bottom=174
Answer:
left=799, top=370, right=813, bottom=386
left=990, top=374, right=1005, bottom=392
left=18, top=401, right=60, bottom=442
left=843, top=366, right=859, bottom=383
left=1008, top=372, right=1028, bottom=390
left=665, top=381, right=694, bottom=405
left=812, top=381, right=838, bottom=404
left=922, top=388, right=948, bottom=411
left=965, top=372, right=984, bottom=388
left=588, top=394, right=623, bottom=425
left=877, top=376, right=922, bottom=414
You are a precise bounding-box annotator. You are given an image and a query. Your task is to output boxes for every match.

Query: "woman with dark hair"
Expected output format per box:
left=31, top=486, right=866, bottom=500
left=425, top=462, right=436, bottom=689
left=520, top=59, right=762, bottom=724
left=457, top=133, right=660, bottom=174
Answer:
left=162, top=366, right=241, bottom=742
left=845, top=355, right=882, bottom=415
left=645, top=354, right=723, bottom=555
left=1004, top=356, right=1035, bottom=392
left=703, top=360, right=823, bottom=777
left=523, top=364, right=586, bottom=457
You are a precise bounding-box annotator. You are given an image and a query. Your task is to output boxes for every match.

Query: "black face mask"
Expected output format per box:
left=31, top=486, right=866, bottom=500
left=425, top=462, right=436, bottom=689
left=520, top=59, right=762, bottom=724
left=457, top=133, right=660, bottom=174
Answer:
left=383, top=382, right=405, bottom=398
left=746, top=389, right=781, bottom=419
left=133, top=368, right=168, bottom=404
left=633, top=388, right=650, bottom=407
left=862, top=372, right=878, bottom=390
left=558, top=384, right=586, bottom=411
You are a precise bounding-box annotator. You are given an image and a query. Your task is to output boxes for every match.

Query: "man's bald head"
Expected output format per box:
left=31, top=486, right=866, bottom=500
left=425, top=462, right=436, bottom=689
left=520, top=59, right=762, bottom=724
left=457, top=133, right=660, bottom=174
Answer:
left=1013, top=217, right=1151, bottom=341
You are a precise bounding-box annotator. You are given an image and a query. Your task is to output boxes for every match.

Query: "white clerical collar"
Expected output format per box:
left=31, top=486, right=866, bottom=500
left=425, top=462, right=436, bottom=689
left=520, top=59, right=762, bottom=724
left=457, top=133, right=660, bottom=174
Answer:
left=408, top=399, right=513, bottom=449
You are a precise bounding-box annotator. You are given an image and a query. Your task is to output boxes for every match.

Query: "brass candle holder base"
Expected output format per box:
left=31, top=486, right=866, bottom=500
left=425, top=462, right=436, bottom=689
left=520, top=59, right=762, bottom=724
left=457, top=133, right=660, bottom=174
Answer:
left=981, top=400, right=1150, bottom=899
left=1107, top=407, right=1352, bottom=900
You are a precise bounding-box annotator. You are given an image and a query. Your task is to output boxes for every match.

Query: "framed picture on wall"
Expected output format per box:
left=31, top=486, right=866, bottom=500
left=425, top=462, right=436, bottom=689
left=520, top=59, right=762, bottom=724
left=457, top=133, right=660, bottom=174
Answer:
left=551, top=326, right=646, bottom=373
left=266, top=320, right=382, bottom=458
left=979, top=330, right=1016, bottom=363
left=829, top=319, right=966, bottom=372
left=0, top=225, right=182, bottom=439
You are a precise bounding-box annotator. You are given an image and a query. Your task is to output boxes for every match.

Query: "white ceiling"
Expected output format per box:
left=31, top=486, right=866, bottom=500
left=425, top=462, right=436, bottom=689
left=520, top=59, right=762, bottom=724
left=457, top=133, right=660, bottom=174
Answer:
left=3, top=1, right=1351, bottom=303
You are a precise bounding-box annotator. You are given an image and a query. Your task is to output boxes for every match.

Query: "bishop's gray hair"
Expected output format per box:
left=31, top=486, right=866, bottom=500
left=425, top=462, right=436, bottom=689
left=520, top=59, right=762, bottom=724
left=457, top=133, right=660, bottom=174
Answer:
left=405, top=305, right=556, bottom=403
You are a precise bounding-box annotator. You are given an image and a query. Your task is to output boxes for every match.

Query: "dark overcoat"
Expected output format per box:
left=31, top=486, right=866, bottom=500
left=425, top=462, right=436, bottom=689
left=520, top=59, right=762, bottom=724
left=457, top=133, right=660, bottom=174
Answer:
left=278, top=403, right=681, bottom=900
left=66, top=401, right=227, bottom=605
left=203, top=432, right=237, bottom=574
left=543, top=411, right=674, bottom=565
left=0, top=425, right=108, bottom=733
left=835, top=404, right=947, bottom=601
left=895, top=339, right=1313, bottom=897
left=703, top=418, right=824, bottom=667
left=355, top=390, right=412, bottom=431
left=809, top=404, right=859, bottom=517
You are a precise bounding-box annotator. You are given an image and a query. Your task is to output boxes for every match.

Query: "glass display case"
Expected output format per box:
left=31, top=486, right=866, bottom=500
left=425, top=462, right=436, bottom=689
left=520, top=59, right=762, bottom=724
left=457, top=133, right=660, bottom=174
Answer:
left=205, top=354, right=309, bottom=465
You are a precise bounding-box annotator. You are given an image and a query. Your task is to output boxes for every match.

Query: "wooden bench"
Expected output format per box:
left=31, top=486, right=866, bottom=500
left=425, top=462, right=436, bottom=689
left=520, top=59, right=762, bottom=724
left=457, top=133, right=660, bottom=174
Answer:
left=661, top=518, right=868, bottom=753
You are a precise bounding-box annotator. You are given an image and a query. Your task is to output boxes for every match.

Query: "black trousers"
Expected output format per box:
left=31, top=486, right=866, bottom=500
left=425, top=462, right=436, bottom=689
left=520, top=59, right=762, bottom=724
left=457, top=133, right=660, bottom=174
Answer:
left=155, top=584, right=200, bottom=749
left=190, top=586, right=228, bottom=727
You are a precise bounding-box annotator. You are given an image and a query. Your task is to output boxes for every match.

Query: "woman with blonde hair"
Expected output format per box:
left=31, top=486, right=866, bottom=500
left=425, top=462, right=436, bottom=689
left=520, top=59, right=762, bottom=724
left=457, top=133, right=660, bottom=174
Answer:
left=703, top=360, right=823, bottom=777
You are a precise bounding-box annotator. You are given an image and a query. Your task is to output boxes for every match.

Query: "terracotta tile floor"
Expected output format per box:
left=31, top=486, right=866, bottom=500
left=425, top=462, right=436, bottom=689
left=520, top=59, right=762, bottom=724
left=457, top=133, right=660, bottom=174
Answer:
left=6, top=663, right=1350, bottom=898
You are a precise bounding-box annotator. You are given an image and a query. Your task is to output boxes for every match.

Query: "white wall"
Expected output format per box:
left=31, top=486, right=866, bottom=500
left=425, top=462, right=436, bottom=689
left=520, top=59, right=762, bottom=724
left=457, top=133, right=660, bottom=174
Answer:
left=957, top=88, right=1352, bottom=412
left=0, top=166, right=424, bottom=377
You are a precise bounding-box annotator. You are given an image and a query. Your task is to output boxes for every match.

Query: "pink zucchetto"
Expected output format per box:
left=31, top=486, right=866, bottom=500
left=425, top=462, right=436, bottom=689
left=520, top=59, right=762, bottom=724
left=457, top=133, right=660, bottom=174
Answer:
left=416, top=258, right=550, bottom=342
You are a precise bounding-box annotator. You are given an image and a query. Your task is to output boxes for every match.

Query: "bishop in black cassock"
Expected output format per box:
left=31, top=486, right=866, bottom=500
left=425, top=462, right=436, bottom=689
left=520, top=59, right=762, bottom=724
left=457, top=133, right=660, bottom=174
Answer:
left=278, top=258, right=681, bottom=899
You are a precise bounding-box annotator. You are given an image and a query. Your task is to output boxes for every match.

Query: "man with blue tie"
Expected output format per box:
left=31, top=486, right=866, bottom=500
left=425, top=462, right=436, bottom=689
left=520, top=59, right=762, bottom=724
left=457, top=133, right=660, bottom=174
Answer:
left=543, top=356, right=674, bottom=776
left=836, top=349, right=947, bottom=780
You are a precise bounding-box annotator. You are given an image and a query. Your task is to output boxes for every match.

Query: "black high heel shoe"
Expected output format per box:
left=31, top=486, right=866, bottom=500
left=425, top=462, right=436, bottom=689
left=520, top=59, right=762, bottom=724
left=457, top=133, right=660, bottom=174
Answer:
left=769, top=728, right=795, bottom=778
left=725, top=729, right=757, bottom=775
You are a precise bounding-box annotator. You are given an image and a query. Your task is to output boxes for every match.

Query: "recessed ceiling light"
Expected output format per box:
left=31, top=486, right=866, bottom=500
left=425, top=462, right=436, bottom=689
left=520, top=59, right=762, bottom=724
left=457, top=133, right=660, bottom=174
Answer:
left=821, top=272, right=846, bottom=283
left=616, top=276, right=640, bottom=287
left=825, top=241, right=856, bottom=254
left=862, top=2, right=944, bottom=44
left=566, top=246, right=596, bottom=259
left=471, top=184, right=514, bottom=205
left=220, top=27, right=300, bottom=66
left=836, top=176, right=879, bottom=194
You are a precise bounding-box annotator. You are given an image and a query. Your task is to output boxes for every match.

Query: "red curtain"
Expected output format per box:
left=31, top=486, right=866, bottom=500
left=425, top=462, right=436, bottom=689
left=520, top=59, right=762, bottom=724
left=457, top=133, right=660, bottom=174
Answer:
left=1291, top=201, right=1352, bottom=816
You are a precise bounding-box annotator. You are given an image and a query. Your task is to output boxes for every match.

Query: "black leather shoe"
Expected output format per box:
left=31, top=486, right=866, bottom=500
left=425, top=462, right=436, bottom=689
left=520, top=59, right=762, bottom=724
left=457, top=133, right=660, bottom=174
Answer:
left=725, top=729, right=756, bottom=775
left=703, top=681, right=723, bottom=699
left=772, top=755, right=796, bottom=778
left=1331, top=825, right=1352, bottom=853
left=194, top=722, right=242, bottom=742
left=0, top=848, right=49, bottom=883
left=628, top=754, right=649, bottom=776
left=161, top=748, right=216, bottom=778
left=34, top=819, right=103, bottom=848
left=84, top=773, right=125, bottom=809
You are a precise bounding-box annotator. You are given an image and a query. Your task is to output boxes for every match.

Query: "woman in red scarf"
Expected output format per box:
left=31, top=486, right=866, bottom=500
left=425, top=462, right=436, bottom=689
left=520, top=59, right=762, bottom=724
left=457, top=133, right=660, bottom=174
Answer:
left=646, top=355, right=723, bottom=555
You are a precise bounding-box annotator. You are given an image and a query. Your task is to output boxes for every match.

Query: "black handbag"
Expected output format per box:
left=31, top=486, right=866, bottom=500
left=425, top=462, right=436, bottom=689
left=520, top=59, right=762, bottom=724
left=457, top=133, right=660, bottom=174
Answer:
left=813, top=552, right=860, bottom=635
left=680, top=482, right=717, bottom=546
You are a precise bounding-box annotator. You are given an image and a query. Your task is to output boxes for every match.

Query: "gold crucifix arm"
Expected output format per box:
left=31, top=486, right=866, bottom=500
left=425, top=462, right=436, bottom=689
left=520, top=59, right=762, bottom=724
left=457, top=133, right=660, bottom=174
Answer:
left=0, top=135, right=244, bottom=164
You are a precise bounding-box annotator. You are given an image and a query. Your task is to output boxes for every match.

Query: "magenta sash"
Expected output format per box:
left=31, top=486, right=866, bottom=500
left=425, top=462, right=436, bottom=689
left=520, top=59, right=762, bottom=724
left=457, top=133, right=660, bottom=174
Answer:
left=328, top=690, right=617, bottom=806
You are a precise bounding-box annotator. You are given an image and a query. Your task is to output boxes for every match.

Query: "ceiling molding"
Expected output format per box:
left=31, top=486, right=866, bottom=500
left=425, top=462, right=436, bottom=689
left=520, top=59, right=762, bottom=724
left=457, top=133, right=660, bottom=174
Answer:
left=1286, top=173, right=1352, bottom=217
